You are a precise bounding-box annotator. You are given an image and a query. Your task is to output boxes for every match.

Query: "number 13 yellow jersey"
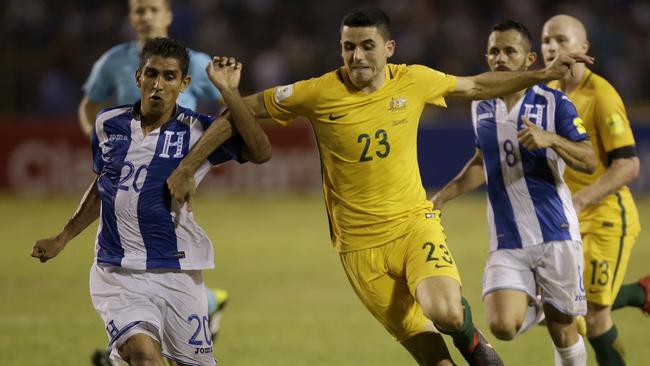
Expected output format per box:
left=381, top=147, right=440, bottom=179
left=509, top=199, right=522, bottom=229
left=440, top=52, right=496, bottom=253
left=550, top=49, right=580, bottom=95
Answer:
left=263, top=64, right=457, bottom=252
left=549, top=69, right=640, bottom=236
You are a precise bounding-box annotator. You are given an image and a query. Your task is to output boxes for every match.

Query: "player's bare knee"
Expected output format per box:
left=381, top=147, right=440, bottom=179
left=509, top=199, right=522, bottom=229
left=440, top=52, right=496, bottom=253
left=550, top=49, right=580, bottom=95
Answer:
left=427, top=303, right=464, bottom=331
left=118, top=335, right=164, bottom=366
left=488, top=318, right=518, bottom=341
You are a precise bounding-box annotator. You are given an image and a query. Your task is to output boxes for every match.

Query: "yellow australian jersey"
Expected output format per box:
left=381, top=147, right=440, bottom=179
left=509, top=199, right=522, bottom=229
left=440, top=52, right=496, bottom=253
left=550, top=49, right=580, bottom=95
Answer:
left=549, top=69, right=639, bottom=235
left=263, top=64, right=457, bottom=252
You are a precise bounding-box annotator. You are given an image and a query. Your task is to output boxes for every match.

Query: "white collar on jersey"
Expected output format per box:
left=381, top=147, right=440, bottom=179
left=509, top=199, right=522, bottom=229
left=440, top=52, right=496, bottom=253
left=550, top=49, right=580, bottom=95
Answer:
left=131, top=100, right=182, bottom=124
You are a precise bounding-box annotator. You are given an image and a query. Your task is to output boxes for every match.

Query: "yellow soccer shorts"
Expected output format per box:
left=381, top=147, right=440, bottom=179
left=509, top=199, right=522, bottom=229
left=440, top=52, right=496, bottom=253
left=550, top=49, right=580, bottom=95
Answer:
left=339, top=210, right=461, bottom=342
left=582, top=231, right=637, bottom=306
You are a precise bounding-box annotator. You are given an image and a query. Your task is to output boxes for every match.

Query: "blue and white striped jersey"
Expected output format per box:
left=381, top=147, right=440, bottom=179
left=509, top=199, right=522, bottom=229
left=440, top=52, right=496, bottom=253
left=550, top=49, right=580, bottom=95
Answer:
left=82, top=41, right=220, bottom=110
left=91, top=102, right=245, bottom=270
left=471, top=84, right=588, bottom=251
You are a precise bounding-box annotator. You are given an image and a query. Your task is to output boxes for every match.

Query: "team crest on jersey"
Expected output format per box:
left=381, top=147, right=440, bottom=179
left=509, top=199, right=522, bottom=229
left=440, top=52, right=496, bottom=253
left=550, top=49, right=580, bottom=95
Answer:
left=159, top=130, right=186, bottom=158
left=389, top=96, right=408, bottom=112
left=522, top=103, right=545, bottom=126
left=274, top=84, right=294, bottom=103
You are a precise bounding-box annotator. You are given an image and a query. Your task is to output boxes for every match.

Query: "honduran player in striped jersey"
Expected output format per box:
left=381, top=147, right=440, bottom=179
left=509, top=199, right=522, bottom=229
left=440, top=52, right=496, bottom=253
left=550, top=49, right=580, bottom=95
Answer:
left=31, top=38, right=271, bottom=366
left=80, top=2, right=230, bottom=363
left=432, top=20, right=597, bottom=366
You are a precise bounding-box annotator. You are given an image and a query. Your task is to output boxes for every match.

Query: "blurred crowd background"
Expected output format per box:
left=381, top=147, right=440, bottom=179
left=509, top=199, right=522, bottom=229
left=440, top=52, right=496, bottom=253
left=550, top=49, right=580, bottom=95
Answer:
left=2, top=0, right=650, bottom=119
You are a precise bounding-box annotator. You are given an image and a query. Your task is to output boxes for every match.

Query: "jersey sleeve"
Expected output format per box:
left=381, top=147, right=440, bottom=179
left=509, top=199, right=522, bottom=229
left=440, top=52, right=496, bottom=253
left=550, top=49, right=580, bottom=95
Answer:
left=188, top=51, right=221, bottom=101
left=82, top=52, right=114, bottom=103
left=197, top=116, right=247, bottom=165
left=262, top=78, right=319, bottom=125
left=554, top=94, right=589, bottom=142
left=409, top=65, right=458, bottom=107
left=593, top=85, right=636, bottom=152
left=91, top=124, right=104, bottom=173
left=207, top=135, right=246, bottom=165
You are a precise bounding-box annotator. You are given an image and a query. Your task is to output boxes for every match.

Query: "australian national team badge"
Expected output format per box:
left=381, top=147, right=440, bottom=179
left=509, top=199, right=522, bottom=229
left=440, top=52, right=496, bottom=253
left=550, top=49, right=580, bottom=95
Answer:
left=389, top=96, right=408, bottom=112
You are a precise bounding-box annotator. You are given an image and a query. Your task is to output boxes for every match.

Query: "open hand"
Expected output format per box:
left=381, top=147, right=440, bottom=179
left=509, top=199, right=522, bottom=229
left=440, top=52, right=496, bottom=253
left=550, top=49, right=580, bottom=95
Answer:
left=31, top=236, right=67, bottom=263
left=206, top=56, right=243, bottom=91
left=544, top=53, right=594, bottom=80
left=518, top=116, right=554, bottom=150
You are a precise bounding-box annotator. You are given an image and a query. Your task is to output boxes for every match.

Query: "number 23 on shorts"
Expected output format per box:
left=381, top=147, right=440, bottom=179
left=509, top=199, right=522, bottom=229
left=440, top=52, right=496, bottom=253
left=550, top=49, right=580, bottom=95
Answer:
left=422, top=242, right=454, bottom=268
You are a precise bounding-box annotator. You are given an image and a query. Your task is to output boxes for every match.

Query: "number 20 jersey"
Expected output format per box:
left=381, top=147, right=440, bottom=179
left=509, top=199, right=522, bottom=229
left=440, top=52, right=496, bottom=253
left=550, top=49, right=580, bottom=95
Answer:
left=471, top=85, right=588, bottom=251
left=91, top=103, right=245, bottom=270
left=263, top=64, right=457, bottom=252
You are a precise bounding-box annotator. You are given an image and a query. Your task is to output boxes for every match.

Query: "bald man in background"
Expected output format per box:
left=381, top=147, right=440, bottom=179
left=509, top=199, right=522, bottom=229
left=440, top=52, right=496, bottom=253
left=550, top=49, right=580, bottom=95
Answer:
left=543, top=14, right=649, bottom=366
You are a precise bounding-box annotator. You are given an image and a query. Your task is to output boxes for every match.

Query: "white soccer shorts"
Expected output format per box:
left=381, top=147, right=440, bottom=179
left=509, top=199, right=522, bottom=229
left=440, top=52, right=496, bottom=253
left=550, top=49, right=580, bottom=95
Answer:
left=90, top=263, right=216, bottom=366
left=482, top=240, right=588, bottom=316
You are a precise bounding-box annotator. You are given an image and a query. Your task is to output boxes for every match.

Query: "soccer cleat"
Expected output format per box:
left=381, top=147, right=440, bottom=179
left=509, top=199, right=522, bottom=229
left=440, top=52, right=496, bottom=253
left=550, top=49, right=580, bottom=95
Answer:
left=638, top=275, right=650, bottom=314
left=91, top=348, right=117, bottom=366
left=208, top=288, right=230, bottom=342
left=458, top=327, right=504, bottom=366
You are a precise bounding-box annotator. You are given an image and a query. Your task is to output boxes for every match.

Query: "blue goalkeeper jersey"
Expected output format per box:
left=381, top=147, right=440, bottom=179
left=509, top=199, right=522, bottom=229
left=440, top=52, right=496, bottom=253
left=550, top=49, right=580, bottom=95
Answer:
left=82, top=41, right=220, bottom=110
left=471, top=84, right=588, bottom=251
left=91, top=102, right=245, bottom=270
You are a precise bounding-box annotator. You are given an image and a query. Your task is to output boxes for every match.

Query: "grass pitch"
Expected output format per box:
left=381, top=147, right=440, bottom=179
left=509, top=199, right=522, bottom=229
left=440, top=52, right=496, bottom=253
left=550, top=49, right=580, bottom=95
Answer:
left=1, top=192, right=648, bottom=365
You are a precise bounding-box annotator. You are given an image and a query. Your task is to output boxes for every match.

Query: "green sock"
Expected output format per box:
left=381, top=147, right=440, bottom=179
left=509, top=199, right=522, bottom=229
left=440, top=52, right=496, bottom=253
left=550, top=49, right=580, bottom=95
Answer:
left=612, top=283, right=646, bottom=310
left=588, top=325, right=625, bottom=366
left=438, top=297, right=476, bottom=351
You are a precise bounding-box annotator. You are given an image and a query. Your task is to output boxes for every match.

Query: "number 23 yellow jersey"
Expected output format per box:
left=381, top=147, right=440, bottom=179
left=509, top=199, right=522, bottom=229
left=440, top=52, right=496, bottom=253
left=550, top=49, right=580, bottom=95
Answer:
left=263, top=64, right=457, bottom=252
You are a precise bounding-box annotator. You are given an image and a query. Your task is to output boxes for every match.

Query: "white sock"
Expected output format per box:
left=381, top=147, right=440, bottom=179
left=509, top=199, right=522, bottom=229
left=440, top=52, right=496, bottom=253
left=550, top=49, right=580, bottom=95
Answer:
left=553, top=336, right=587, bottom=366
left=517, top=300, right=544, bottom=336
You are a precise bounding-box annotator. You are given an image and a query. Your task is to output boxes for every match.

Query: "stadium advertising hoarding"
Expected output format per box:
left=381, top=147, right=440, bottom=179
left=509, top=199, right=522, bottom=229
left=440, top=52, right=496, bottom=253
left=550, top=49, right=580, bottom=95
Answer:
left=1, top=119, right=649, bottom=194
left=0, top=119, right=321, bottom=195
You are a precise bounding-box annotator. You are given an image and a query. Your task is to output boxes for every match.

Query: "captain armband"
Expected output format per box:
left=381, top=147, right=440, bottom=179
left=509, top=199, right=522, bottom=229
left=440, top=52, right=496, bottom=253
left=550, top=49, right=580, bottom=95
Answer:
left=606, top=145, right=637, bottom=166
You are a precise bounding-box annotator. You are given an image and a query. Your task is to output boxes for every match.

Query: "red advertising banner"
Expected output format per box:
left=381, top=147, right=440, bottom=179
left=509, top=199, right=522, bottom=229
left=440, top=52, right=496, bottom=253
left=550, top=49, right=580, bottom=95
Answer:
left=0, top=119, right=322, bottom=194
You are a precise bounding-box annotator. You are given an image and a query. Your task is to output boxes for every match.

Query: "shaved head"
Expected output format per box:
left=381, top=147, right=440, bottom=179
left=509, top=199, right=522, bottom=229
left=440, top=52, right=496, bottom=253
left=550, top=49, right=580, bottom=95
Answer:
left=543, top=15, right=588, bottom=44
left=541, top=14, right=590, bottom=66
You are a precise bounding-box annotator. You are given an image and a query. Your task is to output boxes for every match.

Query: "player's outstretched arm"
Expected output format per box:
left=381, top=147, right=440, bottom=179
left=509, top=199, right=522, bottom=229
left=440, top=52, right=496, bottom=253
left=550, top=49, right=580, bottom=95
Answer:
left=167, top=119, right=233, bottom=208
left=573, top=156, right=640, bottom=213
left=449, top=53, right=594, bottom=100
left=431, top=149, right=485, bottom=210
left=31, top=176, right=101, bottom=263
left=206, top=56, right=271, bottom=164
left=517, top=117, right=596, bottom=174
left=167, top=60, right=270, bottom=211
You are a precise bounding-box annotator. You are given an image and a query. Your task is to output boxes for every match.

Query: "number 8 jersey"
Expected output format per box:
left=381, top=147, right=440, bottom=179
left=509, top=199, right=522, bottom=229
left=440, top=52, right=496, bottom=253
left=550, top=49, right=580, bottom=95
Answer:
left=91, top=103, right=246, bottom=270
left=471, top=84, right=588, bottom=251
